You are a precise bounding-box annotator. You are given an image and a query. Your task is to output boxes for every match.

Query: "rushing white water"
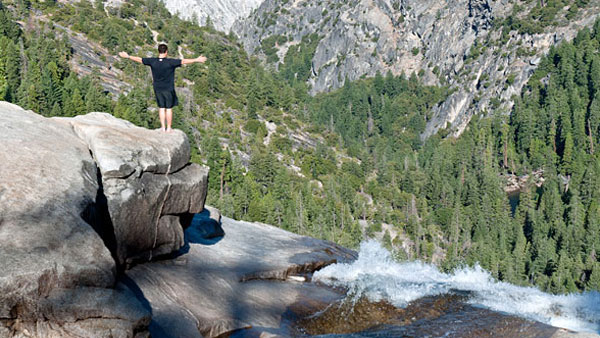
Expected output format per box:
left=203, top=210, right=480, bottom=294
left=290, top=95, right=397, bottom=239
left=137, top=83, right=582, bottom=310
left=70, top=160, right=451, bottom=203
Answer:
left=313, top=240, right=600, bottom=334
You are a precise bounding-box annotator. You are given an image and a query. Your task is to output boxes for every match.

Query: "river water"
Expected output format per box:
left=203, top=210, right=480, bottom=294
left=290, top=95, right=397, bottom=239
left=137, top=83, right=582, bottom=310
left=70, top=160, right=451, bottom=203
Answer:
left=308, top=240, right=600, bottom=336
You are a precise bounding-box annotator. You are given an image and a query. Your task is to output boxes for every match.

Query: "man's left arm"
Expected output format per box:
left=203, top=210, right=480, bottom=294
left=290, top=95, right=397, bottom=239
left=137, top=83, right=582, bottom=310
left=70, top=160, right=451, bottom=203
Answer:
left=181, top=55, right=207, bottom=65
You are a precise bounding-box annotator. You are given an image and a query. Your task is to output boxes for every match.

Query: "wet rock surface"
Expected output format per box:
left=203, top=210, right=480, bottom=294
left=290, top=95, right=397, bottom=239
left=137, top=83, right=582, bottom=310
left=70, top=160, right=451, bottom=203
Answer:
left=295, top=294, right=595, bottom=338
left=121, top=214, right=356, bottom=337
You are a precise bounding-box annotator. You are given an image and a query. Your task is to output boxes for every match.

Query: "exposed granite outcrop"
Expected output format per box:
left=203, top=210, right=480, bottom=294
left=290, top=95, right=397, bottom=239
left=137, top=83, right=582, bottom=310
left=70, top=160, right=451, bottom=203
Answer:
left=0, top=101, right=354, bottom=337
left=0, top=102, right=150, bottom=337
left=0, top=102, right=207, bottom=337
left=56, top=113, right=209, bottom=266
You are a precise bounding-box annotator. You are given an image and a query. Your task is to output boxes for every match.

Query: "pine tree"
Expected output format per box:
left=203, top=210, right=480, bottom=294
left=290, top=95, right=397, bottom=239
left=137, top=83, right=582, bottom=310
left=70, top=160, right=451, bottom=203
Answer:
left=0, top=52, right=7, bottom=100
left=587, top=263, right=600, bottom=291
left=512, top=219, right=529, bottom=284
left=0, top=7, right=21, bottom=42
left=589, top=56, right=600, bottom=96
left=561, top=131, right=574, bottom=174
left=565, top=189, right=585, bottom=256
left=382, top=229, right=392, bottom=250
left=50, top=102, right=61, bottom=116
left=3, top=40, right=20, bottom=101
left=69, top=88, right=85, bottom=116
left=85, top=80, right=107, bottom=113
left=40, top=66, right=61, bottom=115
left=246, top=70, right=261, bottom=118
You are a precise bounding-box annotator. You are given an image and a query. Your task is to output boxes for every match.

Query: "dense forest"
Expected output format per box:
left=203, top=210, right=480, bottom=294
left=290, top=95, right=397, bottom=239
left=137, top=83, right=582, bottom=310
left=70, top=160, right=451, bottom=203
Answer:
left=1, top=0, right=600, bottom=294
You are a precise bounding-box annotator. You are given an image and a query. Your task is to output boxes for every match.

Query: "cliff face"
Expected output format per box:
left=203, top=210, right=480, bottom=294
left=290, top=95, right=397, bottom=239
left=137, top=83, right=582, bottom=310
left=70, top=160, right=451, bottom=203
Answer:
left=233, top=0, right=600, bottom=136
left=161, top=0, right=264, bottom=32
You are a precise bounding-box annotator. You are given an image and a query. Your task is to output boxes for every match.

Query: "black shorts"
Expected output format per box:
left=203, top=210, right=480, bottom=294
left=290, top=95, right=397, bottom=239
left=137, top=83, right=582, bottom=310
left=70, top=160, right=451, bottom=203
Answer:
left=154, top=90, right=178, bottom=108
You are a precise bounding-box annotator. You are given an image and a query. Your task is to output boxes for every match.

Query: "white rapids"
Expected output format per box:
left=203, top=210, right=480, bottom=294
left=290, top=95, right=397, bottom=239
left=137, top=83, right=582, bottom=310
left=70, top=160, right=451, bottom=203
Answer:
left=312, top=240, right=600, bottom=334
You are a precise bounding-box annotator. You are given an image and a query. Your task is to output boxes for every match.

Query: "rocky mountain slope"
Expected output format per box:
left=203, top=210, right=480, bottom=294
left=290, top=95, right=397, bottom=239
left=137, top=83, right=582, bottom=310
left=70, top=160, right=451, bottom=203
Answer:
left=161, top=0, right=263, bottom=32
left=233, top=0, right=600, bottom=137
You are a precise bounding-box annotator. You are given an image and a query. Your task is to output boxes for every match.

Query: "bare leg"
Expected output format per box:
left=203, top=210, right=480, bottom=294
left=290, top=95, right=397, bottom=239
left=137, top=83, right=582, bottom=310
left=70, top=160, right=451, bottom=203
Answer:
left=159, top=108, right=166, bottom=132
left=166, top=108, right=173, bottom=132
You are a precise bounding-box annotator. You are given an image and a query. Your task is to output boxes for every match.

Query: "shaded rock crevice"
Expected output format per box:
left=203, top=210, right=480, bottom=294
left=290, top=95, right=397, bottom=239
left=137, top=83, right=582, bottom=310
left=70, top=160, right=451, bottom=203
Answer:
left=80, top=166, right=119, bottom=273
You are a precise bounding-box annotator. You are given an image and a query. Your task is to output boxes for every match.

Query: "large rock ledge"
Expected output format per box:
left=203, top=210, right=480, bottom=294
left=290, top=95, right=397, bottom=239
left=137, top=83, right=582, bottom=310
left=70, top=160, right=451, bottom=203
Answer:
left=0, top=102, right=355, bottom=337
left=0, top=102, right=207, bottom=337
left=55, top=113, right=208, bottom=266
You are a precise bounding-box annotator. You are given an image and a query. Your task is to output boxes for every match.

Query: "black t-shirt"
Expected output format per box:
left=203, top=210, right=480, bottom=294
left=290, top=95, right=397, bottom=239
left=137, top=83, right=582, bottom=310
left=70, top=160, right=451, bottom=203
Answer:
left=142, top=57, right=182, bottom=92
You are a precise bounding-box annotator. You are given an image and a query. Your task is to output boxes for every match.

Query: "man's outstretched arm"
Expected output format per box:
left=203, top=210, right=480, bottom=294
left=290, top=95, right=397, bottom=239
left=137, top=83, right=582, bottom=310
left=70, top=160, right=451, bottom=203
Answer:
left=181, top=55, right=207, bottom=65
left=118, top=51, right=143, bottom=64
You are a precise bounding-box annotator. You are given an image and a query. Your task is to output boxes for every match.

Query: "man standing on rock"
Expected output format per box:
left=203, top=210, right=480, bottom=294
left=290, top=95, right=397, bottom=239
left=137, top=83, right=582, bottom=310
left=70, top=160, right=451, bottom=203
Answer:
left=118, top=44, right=206, bottom=132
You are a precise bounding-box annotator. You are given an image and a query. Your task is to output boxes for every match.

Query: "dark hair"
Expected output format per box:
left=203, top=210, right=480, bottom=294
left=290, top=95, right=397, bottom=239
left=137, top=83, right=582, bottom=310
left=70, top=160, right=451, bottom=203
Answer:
left=158, top=44, right=168, bottom=54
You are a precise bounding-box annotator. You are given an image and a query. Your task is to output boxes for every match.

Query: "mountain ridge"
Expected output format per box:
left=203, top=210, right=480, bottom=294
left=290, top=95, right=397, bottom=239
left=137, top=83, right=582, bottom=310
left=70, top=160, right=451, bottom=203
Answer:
left=233, top=0, right=600, bottom=137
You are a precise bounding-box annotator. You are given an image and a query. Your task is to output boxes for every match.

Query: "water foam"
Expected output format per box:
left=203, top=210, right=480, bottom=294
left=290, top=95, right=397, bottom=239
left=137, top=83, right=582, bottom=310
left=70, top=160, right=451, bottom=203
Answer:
left=312, top=240, right=600, bottom=333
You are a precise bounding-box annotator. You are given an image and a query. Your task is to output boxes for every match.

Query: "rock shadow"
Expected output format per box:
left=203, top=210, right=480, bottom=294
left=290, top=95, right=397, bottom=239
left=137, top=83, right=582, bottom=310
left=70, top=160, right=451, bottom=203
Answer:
left=184, top=208, right=225, bottom=246
left=167, top=208, right=225, bottom=260
left=117, top=274, right=152, bottom=314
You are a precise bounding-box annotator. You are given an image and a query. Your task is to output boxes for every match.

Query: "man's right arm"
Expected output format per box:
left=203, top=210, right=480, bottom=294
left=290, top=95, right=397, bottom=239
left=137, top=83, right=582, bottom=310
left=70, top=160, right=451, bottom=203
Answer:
left=118, top=51, right=143, bottom=64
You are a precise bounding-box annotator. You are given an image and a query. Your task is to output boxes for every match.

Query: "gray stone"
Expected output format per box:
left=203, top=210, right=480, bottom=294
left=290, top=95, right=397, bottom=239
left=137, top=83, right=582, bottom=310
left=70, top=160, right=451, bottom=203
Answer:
left=57, top=112, right=190, bottom=178
left=552, top=330, right=600, bottom=338
left=161, top=0, right=263, bottom=32
left=99, top=163, right=209, bottom=266
left=161, top=164, right=209, bottom=215
left=5, top=287, right=150, bottom=338
left=0, top=103, right=211, bottom=337
left=56, top=112, right=209, bottom=266
left=0, top=325, right=9, bottom=338
left=148, top=215, right=186, bottom=260
left=39, top=287, right=149, bottom=322
left=0, top=102, right=115, bottom=317
left=121, top=216, right=356, bottom=337
left=0, top=102, right=149, bottom=337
